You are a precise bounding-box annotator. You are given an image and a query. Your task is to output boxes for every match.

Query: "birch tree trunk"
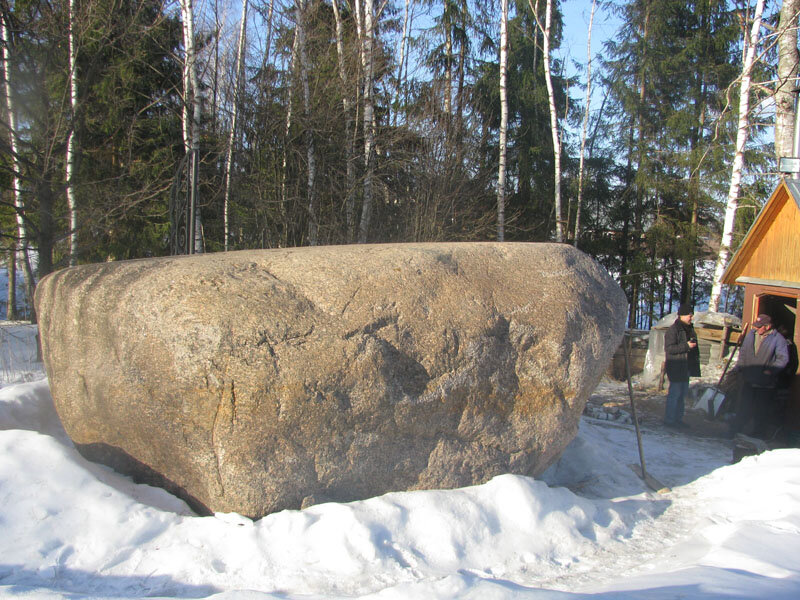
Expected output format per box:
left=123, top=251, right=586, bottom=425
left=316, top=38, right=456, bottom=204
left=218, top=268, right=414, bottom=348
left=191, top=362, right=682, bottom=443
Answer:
left=497, top=0, right=509, bottom=242
left=393, top=0, right=414, bottom=129
left=331, top=0, right=358, bottom=241
left=1, top=9, right=35, bottom=308
left=358, top=0, right=376, bottom=243
left=6, top=249, right=17, bottom=320
left=575, top=0, right=597, bottom=249
left=708, top=0, right=765, bottom=312
left=66, top=0, right=79, bottom=265
left=444, top=12, right=452, bottom=119
left=223, top=0, right=249, bottom=251
left=296, top=0, right=318, bottom=245
left=534, top=0, right=563, bottom=242
left=775, top=0, right=800, bottom=163
left=281, top=28, right=299, bottom=236
left=180, top=0, right=203, bottom=253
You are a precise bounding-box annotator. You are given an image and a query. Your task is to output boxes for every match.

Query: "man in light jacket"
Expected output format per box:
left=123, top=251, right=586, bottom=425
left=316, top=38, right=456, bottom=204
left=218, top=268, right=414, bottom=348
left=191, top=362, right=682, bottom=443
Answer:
left=728, top=314, right=789, bottom=439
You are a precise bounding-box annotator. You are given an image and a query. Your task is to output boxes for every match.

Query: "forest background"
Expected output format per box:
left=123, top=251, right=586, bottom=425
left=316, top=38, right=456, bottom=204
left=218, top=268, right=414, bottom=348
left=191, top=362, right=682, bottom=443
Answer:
left=1, top=0, right=798, bottom=329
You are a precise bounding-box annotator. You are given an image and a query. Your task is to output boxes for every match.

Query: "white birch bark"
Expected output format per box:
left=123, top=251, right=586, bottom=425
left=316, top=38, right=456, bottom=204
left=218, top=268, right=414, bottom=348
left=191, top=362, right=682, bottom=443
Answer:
left=179, top=0, right=203, bottom=253
left=331, top=0, right=358, bottom=240
left=708, top=0, right=765, bottom=312
left=532, top=0, right=563, bottom=242
left=1, top=10, right=34, bottom=293
left=180, top=2, right=191, bottom=156
left=574, top=0, right=597, bottom=249
left=295, top=0, right=318, bottom=245
left=775, top=0, right=800, bottom=163
left=497, top=0, right=509, bottom=242
left=444, top=13, right=452, bottom=118
left=358, top=0, right=376, bottom=243
left=223, top=0, right=248, bottom=251
left=281, top=28, right=299, bottom=223
left=66, top=0, right=79, bottom=265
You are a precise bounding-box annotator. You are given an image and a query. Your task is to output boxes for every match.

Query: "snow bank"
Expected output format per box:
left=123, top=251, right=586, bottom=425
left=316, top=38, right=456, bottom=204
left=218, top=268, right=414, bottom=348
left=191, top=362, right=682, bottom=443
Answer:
left=2, top=326, right=800, bottom=599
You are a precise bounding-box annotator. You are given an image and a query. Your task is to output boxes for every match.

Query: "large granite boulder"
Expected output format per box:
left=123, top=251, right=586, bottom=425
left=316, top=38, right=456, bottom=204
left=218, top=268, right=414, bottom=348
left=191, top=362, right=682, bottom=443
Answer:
left=35, top=243, right=627, bottom=518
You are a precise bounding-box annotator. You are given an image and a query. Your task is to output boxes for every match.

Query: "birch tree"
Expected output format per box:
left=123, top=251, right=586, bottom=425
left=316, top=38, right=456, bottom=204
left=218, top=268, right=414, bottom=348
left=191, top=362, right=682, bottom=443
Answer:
left=574, top=0, right=597, bottom=249
left=296, top=0, right=318, bottom=245
left=358, top=0, right=376, bottom=243
left=223, top=0, right=248, bottom=251
left=775, top=0, right=800, bottom=163
left=331, top=0, right=358, bottom=240
left=497, top=0, right=508, bottom=242
left=179, top=0, right=203, bottom=253
left=1, top=5, right=35, bottom=312
left=708, top=0, right=766, bottom=312
left=65, top=0, right=79, bottom=265
left=531, top=0, right=563, bottom=242
left=281, top=28, right=299, bottom=229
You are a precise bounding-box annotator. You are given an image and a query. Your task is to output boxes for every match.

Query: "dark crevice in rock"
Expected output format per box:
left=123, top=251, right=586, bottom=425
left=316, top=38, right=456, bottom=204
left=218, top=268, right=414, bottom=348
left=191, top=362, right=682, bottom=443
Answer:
left=75, top=442, right=212, bottom=516
left=340, top=286, right=362, bottom=315
left=211, top=391, right=233, bottom=497
left=344, top=314, right=398, bottom=340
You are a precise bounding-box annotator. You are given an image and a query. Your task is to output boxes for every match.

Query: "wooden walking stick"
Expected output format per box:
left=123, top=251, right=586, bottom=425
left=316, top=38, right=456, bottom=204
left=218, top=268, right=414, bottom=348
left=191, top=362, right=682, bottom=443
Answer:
left=623, top=332, right=670, bottom=494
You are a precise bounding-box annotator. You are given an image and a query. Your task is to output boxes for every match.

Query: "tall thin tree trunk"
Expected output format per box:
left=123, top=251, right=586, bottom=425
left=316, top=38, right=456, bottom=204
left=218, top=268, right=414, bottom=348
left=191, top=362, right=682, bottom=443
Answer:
left=281, top=28, right=299, bottom=237
left=444, top=6, right=452, bottom=123
left=66, top=0, right=79, bottom=265
left=497, top=0, right=509, bottom=242
left=454, top=0, right=467, bottom=165
left=775, top=0, right=800, bottom=163
left=358, top=0, right=376, bottom=243
left=180, top=0, right=203, bottom=254
left=259, top=0, right=275, bottom=77
left=224, top=0, right=249, bottom=251
left=533, top=0, right=563, bottom=242
left=394, top=0, right=414, bottom=129
left=708, top=0, right=765, bottom=312
left=575, top=0, right=597, bottom=249
left=332, top=0, right=358, bottom=241
left=6, top=248, right=17, bottom=320
left=212, top=0, right=221, bottom=138
left=631, top=4, right=650, bottom=319
left=1, top=8, right=34, bottom=307
left=296, top=0, right=318, bottom=245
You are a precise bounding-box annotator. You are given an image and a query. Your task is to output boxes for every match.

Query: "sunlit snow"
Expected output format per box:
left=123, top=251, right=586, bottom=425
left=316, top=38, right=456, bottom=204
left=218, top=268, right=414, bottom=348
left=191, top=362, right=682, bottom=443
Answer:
left=1, top=322, right=799, bottom=599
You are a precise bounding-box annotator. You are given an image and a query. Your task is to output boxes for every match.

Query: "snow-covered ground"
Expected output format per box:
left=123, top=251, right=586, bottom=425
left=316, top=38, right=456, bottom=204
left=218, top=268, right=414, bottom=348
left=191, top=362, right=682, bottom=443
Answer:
left=2, top=323, right=800, bottom=599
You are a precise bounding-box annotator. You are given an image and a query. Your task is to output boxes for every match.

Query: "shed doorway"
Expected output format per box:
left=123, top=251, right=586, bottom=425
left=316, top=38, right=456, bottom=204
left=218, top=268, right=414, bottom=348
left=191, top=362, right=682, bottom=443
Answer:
left=756, top=293, right=800, bottom=438
left=755, top=294, right=797, bottom=348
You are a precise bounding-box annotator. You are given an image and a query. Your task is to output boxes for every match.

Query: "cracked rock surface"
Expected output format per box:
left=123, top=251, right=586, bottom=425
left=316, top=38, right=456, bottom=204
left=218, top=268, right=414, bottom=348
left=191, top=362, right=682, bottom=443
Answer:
left=35, top=242, right=627, bottom=518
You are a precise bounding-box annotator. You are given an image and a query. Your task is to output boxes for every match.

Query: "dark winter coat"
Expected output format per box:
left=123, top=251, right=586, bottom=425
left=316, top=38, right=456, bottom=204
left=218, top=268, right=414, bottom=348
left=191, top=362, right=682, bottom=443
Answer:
left=664, top=318, right=701, bottom=382
left=736, top=329, right=790, bottom=388
left=779, top=341, right=799, bottom=389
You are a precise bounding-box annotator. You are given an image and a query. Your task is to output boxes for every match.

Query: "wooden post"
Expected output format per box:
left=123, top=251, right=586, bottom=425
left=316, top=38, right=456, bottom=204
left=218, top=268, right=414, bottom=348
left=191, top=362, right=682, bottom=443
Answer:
left=717, top=325, right=729, bottom=362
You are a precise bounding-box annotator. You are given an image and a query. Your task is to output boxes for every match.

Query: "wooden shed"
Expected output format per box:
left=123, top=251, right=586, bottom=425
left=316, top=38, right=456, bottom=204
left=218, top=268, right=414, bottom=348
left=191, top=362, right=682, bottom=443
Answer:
left=722, top=177, right=800, bottom=436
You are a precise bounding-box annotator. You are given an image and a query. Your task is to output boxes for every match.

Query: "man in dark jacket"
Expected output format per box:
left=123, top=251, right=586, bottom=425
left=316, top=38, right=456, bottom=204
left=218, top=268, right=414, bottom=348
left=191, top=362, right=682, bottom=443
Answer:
left=728, top=314, right=790, bottom=439
left=663, top=303, right=701, bottom=428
